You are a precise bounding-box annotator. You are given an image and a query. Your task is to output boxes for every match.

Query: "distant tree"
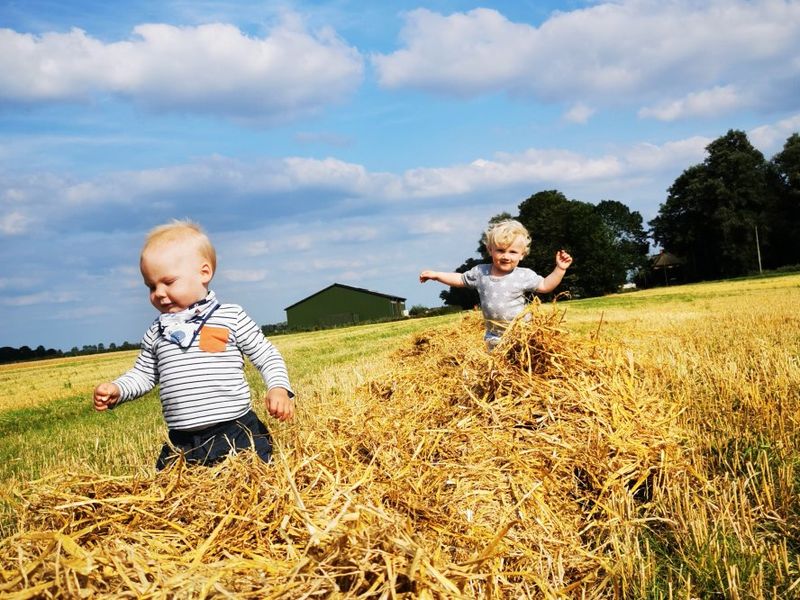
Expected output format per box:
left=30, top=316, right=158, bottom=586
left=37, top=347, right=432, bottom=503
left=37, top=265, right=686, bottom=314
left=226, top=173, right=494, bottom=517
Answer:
left=261, top=322, right=288, bottom=336
left=517, top=190, right=628, bottom=297
left=650, top=130, right=774, bottom=280
left=594, top=199, right=650, bottom=278
left=770, top=133, right=800, bottom=265
left=649, top=164, right=713, bottom=280
left=408, top=305, right=428, bottom=316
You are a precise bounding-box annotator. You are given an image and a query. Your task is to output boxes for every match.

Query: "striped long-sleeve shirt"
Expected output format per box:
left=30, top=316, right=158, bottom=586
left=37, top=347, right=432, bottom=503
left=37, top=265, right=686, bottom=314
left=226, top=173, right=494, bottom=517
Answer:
left=113, top=303, right=293, bottom=430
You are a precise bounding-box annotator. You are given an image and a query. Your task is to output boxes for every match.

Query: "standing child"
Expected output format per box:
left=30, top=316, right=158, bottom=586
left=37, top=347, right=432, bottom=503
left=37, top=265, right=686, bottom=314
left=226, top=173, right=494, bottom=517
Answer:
left=420, top=219, right=572, bottom=350
left=93, top=220, right=295, bottom=469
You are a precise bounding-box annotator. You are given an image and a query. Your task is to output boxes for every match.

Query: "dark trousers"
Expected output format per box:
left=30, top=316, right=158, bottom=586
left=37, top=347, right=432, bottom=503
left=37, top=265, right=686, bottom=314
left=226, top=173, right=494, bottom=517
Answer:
left=156, top=409, right=273, bottom=470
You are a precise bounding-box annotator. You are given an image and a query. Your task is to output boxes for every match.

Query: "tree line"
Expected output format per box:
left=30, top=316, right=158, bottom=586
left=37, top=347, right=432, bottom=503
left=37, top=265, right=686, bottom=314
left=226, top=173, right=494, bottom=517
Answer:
left=0, top=341, right=140, bottom=365
left=440, top=129, right=800, bottom=309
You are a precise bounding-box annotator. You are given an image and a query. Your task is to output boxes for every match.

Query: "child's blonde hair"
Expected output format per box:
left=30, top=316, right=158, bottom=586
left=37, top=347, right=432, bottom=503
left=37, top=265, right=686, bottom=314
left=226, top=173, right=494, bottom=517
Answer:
left=485, top=219, right=531, bottom=255
left=142, top=219, right=217, bottom=273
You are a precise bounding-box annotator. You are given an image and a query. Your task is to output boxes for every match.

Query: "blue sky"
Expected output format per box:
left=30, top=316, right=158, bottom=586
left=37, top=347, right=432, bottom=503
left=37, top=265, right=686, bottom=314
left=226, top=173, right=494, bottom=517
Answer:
left=1, top=0, right=799, bottom=351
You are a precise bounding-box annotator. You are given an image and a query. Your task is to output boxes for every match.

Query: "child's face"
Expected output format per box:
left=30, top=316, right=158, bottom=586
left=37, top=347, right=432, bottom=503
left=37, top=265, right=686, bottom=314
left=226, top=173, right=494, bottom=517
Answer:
left=489, top=235, right=527, bottom=275
left=140, top=240, right=213, bottom=313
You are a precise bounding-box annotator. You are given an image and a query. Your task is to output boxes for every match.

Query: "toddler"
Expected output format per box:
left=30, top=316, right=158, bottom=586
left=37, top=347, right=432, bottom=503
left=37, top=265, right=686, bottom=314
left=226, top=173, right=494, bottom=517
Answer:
left=93, top=220, right=294, bottom=469
left=420, top=219, right=572, bottom=350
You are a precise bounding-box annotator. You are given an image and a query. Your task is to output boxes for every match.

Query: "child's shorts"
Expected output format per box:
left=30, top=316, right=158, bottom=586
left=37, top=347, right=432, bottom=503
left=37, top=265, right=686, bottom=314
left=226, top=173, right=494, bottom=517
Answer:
left=156, top=409, right=273, bottom=470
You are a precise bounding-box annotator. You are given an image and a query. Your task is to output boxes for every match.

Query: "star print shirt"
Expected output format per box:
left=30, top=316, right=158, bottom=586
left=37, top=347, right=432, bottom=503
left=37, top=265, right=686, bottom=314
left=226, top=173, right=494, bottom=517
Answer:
left=462, top=264, right=544, bottom=338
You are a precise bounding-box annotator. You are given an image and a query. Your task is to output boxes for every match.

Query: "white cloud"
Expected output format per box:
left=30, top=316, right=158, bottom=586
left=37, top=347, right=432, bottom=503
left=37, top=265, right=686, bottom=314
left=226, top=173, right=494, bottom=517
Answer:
left=563, top=103, right=595, bottom=124
left=3, top=112, right=797, bottom=242
left=399, top=149, right=623, bottom=197
left=244, top=240, right=271, bottom=257
left=372, top=1, right=800, bottom=116
left=0, top=276, right=39, bottom=290
left=413, top=218, right=456, bottom=234
left=749, top=115, right=800, bottom=153
left=372, top=8, right=537, bottom=96
left=624, top=137, right=711, bottom=171
left=638, top=85, right=746, bottom=121
left=1, top=291, right=76, bottom=306
left=0, top=211, right=31, bottom=235
left=0, top=16, right=364, bottom=120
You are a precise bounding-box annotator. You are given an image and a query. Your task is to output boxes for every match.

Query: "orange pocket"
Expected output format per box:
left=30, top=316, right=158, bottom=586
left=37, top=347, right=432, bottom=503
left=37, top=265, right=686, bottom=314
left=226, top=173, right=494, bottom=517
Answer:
left=199, top=326, right=229, bottom=352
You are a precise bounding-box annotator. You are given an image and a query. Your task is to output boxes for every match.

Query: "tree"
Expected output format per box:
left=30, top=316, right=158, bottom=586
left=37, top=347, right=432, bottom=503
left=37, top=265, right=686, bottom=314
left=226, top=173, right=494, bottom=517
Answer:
left=651, top=130, right=774, bottom=280
left=594, top=199, right=650, bottom=278
left=770, top=133, right=800, bottom=265
left=517, top=190, right=628, bottom=297
left=650, top=164, right=718, bottom=280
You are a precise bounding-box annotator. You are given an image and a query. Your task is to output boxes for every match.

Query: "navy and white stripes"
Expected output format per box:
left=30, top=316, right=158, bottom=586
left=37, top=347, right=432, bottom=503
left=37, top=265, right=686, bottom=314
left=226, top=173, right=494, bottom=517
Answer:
left=113, top=303, right=292, bottom=431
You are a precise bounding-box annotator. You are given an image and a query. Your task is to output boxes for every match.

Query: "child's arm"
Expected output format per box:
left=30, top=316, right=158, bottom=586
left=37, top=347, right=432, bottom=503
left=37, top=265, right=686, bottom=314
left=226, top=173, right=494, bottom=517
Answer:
left=236, top=308, right=295, bottom=421
left=419, top=270, right=467, bottom=287
left=536, top=250, right=573, bottom=293
left=93, top=328, right=159, bottom=411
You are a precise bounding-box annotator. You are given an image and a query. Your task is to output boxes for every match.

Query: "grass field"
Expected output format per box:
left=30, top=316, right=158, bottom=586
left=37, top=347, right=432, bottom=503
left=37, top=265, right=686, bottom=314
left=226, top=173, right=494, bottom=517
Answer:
left=1, top=272, right=799, bottom=597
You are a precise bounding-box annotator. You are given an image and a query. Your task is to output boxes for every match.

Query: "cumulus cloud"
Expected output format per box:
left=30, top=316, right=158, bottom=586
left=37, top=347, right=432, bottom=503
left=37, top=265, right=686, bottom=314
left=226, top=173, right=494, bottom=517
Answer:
left=0, top=210, right=31, bottom=235
left=0, top=141, right=701, bottom=238
left=1, top=290, right=76, bottom=306
left=623, top=137, right=711, bottom=171
left=563, top=103, right=595, bottom=124
left=749, top=114, right=800, bottom=153
left=638, top=85, right=745, bottom=121
left=372, top=1, right=800, bottom=117
left=4, top=113, right=798, bottom=243
left=0, top=15, right=364, bottom=121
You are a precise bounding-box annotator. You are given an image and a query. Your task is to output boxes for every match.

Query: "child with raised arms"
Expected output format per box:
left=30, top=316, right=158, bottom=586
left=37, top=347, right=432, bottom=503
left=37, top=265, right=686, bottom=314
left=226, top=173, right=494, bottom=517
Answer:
left=420, top=219, right=572, bottom=350
left=93, top=220, right=294, bottom=469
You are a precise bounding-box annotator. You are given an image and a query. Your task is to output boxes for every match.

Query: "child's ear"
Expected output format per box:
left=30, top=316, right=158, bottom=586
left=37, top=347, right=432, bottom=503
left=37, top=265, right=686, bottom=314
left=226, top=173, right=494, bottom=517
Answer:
left=200, top=262, right=213, bottom=284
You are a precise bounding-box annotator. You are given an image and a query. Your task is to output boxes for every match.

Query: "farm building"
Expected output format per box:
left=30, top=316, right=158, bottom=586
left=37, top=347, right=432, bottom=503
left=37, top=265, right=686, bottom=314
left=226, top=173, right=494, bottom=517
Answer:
left=284, top=283, right=406, bottom=329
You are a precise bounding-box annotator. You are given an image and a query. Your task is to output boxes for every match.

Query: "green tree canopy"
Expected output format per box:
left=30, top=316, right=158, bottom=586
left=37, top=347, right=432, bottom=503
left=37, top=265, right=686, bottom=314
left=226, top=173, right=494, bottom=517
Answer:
left=650, top=129, right=777, bottom=280
left=770, top=133, right=800, bottom=264
left=595, top=199, right=650, bottom=277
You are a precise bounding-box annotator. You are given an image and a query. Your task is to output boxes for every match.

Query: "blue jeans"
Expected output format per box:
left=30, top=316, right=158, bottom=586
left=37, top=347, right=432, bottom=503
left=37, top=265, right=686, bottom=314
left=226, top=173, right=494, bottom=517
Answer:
left=156, top=409, right=273, bottom=470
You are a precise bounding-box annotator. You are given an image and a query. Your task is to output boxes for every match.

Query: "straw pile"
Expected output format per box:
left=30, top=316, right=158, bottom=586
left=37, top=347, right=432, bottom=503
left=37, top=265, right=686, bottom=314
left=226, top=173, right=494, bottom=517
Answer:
left=1, top=302, right=688, bottom=598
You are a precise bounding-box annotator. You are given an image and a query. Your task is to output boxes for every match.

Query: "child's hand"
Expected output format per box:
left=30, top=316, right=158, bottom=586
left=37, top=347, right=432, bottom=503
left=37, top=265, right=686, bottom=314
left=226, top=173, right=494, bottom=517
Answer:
left=556, top=250, right=573, bottom=270
left=266, top=387, right=295, bottom=421
left=419, top=270, right=436, bottom=283
left=93, top=382, right=120, bottom=411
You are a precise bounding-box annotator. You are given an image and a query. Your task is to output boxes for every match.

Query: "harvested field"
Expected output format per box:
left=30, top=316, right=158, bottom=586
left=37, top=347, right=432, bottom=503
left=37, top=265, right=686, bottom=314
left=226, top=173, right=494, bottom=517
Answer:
left=1, top=302, right=688, bottom=598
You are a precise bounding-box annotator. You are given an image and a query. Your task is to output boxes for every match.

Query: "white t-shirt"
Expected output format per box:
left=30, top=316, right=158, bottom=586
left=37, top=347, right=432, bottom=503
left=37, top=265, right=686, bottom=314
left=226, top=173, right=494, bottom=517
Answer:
left=462, top=264, right=544, bottom=339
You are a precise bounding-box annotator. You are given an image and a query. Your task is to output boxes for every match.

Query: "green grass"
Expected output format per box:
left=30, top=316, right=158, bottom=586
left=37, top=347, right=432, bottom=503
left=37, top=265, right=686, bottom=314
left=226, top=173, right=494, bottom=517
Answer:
left=0, top=392, right=164, bottom=482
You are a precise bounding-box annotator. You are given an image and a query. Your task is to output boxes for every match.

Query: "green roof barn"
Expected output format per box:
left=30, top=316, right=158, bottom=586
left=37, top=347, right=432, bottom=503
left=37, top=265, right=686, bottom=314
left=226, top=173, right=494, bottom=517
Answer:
left=284, top=283, right=406, bottom=330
